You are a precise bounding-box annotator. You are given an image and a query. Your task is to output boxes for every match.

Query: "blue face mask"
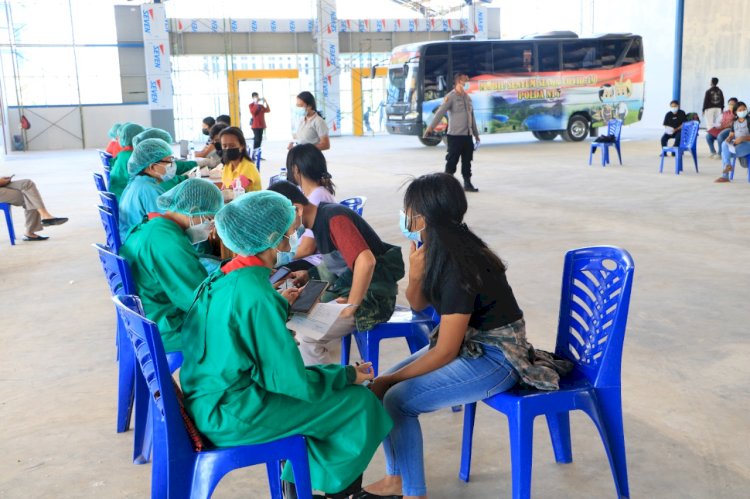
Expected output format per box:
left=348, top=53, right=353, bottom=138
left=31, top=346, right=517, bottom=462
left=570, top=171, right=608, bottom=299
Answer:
left=463, top=82, right=470, bottom=91
left=399, top=210, right=423, bottom=243
left=275, top=220, right=305, bottom=266
left=294, top=107, right=306, bottom=120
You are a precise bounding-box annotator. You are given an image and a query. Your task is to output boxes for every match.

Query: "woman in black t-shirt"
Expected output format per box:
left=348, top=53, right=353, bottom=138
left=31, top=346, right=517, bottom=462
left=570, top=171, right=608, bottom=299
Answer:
left=360, top=173, right=523, bottom=499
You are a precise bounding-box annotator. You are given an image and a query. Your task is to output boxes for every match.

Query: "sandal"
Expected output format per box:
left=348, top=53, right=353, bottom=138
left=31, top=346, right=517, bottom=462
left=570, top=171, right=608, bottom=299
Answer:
left=41, top=217, right=68, bottom=226
left=23, top=234, right=49, bottom=241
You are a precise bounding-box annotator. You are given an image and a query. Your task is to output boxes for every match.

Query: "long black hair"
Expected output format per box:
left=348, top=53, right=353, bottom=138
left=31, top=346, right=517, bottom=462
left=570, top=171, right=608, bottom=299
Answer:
left=218, top=126, right=252, bottom=162
left=297, top=91, right=324, bottom=118
left=286, top=143, right=335, bottom=195
left=403, top=173, right=506, bottom=304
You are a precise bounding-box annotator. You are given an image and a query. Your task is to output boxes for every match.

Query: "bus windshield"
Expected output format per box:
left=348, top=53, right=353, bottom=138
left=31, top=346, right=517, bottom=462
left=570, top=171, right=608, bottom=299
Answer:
left=387, top=62, right=418, bottom=105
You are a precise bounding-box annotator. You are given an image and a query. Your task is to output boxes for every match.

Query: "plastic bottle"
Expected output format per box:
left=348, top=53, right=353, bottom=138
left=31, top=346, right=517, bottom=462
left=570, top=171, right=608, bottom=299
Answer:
left=188, top=142, right=195, bottom=160
left=232, top=178, right=244, bottom=200
left=279, top=164, right=287, bottom=182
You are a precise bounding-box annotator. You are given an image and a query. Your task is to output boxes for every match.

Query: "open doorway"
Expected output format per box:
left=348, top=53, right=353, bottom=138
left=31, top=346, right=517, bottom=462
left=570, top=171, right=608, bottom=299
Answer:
left=238, top=78, right=299, bottom=142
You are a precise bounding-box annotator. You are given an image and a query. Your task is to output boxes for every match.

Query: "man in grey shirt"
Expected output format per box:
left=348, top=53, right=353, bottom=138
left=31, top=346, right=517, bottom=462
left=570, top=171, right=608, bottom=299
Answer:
left=424, top=73, right=480, bottom=192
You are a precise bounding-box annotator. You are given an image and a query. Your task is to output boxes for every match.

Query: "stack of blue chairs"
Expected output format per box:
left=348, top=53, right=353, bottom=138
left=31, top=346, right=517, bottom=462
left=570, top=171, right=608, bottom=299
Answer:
left=0, top=202, right=15, bottom=245
left=589, top=119, right=623, bottom=166
left=659, top=121, right=699, bottom=174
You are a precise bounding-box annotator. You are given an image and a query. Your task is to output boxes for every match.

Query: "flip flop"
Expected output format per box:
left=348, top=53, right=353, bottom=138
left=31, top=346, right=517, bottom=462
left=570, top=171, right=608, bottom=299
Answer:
left=23, top=234, right=49, bottom=241
left=41, top=217, right=68, bottom=226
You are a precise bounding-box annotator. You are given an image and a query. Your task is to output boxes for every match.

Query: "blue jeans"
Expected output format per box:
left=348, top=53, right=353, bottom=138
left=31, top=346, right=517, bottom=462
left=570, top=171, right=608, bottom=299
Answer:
left=720, top=140, right=750, bottom=178
left=707, top=129, right=732, bottom=154
left=381, top=344, right=518, bottom=496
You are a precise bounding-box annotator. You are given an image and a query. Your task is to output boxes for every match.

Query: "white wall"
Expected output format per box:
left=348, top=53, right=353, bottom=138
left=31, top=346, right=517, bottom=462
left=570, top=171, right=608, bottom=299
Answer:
left=681, top=0, right=750, bottom=117
left=6, top=104, right=151, bottom=152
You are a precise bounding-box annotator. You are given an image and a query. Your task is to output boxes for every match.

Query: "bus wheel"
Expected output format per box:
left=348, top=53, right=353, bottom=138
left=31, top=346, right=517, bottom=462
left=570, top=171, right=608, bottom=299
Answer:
left=532, top=131, right=558, bottom=141
left=561, top=115, right=589, bottom=142
left=419, top=136, right=442, bottom=146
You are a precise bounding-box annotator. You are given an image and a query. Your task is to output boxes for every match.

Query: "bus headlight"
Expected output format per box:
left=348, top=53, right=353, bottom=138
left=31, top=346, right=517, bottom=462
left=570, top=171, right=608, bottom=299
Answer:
left=405, top=112, right=419, bottom=120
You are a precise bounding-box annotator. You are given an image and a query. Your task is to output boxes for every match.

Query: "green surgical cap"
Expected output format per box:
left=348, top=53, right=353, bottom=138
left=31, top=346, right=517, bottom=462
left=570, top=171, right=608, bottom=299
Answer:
left=127, top=138, right=173, bottom=177
left=157, top=178, right=223, bottom=216
left=119, top=123, right=145, bottom=147
left=107, top=122, right=122, bottom=139
left=133, top=128, right=173, bottom=148
left=216, top=191, right=296, bottom=256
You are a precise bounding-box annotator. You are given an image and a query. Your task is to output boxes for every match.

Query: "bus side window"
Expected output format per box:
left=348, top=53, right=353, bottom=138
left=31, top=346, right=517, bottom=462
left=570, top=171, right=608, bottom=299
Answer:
left=451, top=42, right=492, bottom=79
left=601, top=39, right=629, bottom=69
left=562, top=41, right=601, bottom=71
left=538, top=43, right=561, bottom=72
left=622, top=38, right=643, bottom=65
left=423, top=44, right=450, bottom=101
left=492, top=42, right=534, bottom=73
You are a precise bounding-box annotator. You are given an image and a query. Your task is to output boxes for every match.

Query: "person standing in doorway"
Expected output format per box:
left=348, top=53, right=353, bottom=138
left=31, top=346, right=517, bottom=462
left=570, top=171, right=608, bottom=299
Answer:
left=423, top=73, right=480, bottom=192
left=249, top=92, right=270, bottom=151
left=702, top=77, right=724, bottom=133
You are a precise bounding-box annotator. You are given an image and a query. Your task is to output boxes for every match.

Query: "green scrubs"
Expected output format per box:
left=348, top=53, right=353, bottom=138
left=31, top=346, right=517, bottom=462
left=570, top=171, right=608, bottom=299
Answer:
left=118, top=175, right=165, bottom=241
left=108, top=149, right=133, bottom=199
left=180, top=265, right=392, bottom=494
left=120, top=216, right=207, bottom=353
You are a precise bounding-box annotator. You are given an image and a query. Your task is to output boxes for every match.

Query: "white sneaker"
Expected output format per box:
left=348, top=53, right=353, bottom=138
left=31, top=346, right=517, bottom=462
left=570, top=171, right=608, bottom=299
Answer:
left=710, top=153, right=718, bottom=159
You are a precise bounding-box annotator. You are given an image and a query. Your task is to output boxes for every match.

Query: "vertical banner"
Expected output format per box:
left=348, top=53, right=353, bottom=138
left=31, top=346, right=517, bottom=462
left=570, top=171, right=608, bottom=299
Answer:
left=142, top=3, right=173, bottom=110
left=472, top=5, right=488, bottom=40
left=314, top=0, right=341, bottom=136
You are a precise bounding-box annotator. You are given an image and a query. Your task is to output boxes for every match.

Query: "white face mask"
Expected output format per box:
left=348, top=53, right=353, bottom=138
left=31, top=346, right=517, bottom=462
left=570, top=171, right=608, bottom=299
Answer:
left=294, top=107, right=307, bottom=120
left=160, top=160, right=177, bottom=182
left=670, top=106, right=679, bottom=113
left=737, top=110, right=748, bottom=119
left=186, top=219, right=214, bottom=245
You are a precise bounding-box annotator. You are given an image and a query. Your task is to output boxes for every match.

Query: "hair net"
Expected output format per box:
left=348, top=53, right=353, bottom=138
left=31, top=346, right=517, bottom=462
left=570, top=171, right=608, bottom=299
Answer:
left=216, top=191, right=296, bottom=256
left=119, top=123, right=146, bottom=147
left=132, top=128, right=173, bottom=148
left=107, top=122, right=122, bottom=139
left=157, top=178, right=223, bottom=216
left=127, top=138, right=174, bottom=177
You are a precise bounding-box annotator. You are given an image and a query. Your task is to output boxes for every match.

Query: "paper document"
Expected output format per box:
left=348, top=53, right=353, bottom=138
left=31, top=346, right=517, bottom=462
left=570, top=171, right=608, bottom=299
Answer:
left=664, top=126, right=675, bottom=135
left=287, top=302, right=353, bottom=341
left=728, top=144, right=736, bottom=154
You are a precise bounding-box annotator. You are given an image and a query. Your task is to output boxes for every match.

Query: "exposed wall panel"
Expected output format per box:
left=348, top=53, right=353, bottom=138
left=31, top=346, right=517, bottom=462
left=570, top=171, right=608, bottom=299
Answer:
left=681, top=0, right=750, bottom=117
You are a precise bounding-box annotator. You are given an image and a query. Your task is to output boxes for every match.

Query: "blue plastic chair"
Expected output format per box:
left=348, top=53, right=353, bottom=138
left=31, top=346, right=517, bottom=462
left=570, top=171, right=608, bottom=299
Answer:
left=98, top=149, right=113, bottom=167
left=340, top=196, right=367, bottom=216
left=0, top=203, right=15, bottom=245
left=93, top=243, right=183, bottom=466
left=589, top=119, right=623, bottom=166
left=660, top=121, right=699, bottom=174
left=728, top=152, right=750, bottom=182
left=93, top=172, right=107, bottom=192
left=459, top=246, right=635, bottom=499
left=113, top=294, right=313, bottom=499
left=341, top=305, right=435, bottom=376
left=98, top=191, right=119, bottom=222
left=98, top=205, right=122, bottom=254
left=93, top=243, right=137, bottom=436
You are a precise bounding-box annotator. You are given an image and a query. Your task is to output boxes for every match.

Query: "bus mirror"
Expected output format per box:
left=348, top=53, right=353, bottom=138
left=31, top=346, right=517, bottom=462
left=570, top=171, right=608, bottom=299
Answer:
left=371, top=65, right=377, bottom=78
left=438, top=76, right=446, bottom=91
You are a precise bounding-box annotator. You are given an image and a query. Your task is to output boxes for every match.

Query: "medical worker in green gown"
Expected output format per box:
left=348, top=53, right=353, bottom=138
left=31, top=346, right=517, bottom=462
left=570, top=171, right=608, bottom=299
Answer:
left=118, top=138, right=186, bottom=241
left=120, top=178, right=222, bottom=353
left=179, top=191, right=393, bottom=497
left=110, top=126, right=197, bottom=200
left=107, top=122, right=144, bottom=199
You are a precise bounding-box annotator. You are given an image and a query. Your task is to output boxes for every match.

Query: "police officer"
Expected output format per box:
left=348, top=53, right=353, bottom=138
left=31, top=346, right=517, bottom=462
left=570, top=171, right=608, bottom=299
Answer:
left=424, top=73, right=480, bottom=192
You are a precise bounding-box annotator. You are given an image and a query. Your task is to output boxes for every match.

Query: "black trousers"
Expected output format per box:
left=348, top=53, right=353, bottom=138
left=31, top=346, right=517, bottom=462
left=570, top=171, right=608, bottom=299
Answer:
left=661, top=131, right=681, bottom=148
left=445, top=134, right=474, bottom=180
left=252, top=128, right=264, bottom=150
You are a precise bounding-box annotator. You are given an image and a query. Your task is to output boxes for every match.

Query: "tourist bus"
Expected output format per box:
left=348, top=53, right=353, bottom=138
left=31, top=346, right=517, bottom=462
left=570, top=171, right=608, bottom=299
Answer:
left=385, top=32, right=644, bottom=145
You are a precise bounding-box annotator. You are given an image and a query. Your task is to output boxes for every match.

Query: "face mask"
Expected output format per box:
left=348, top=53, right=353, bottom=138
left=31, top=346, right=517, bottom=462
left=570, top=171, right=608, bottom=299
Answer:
left=737, top=110, right=748, bottom=119
left=399, top=210, right=423, bottom=243
left=186, top=219, right=214, bottom=245
left=202, top=128, right=209, bottom=136
left=214, top=142, right=222, bottom=153
left=294, top=107, right=306, bottom=120
left=160, top=161, right=177, bottom=182
left=463, top=82, right=470, bottom=91
left=670, top=106, right=678, bottom=113
left=222, top=148, right=242, bottom=163
left=276, top=250, right=295, bottom=267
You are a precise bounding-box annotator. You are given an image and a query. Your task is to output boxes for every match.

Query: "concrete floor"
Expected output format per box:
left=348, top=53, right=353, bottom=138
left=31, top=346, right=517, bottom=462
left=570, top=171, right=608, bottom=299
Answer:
left=1, top=129, right=748, bottom=498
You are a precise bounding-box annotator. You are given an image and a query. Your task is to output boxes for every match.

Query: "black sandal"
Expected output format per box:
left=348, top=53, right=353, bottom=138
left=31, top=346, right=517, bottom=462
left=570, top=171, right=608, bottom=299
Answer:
left=352, top=491, right=403, bottom=499
left=41, top=217, right=68, bottom=226
left=23, top=234, right=49, bottom=241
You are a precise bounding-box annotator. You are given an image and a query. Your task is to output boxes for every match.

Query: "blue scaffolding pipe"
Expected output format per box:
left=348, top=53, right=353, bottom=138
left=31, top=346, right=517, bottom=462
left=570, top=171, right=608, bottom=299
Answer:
left=673, top=0, right=684, bottom=102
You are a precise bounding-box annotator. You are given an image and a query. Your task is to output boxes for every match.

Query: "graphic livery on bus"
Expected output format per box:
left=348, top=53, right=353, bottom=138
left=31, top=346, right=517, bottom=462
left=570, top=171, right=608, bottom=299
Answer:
left=385, top=33, right=645, bottom=146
